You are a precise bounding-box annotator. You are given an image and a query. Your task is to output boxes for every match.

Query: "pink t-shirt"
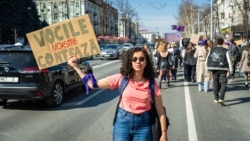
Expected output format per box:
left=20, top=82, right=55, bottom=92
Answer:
left=106, top=74, right=161, bottom=114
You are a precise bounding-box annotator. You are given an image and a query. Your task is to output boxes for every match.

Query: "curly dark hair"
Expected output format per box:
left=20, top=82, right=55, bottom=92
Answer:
left=120, top=47, right=155, bottom=80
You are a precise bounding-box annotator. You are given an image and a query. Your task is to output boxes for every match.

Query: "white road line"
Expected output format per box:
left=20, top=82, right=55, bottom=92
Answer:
left=74, top=60, right=119, bottom=106
left=92, top=60, right=120, bottom=69
left=184, top=81, right=198, bottom=141
left=75, top=89, right=105, bottom=106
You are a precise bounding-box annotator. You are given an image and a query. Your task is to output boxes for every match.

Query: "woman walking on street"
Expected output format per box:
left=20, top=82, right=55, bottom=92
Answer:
left=194, top=39, right=212, bottom=92
left=157, top=42, right=171, bottom=88
left=183, top=42, right=197, bottom=82
left=68, top=47, right=168, bottom=141
left=169, top=42, right=180, bottom=80
left=239, top=43, right=250, bottom=87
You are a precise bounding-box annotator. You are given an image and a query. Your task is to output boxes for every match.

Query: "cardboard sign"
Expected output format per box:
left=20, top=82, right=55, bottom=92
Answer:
left=26, top=14, right=100, bottom=69
left=190, top=34, right=200, bottom=44
left=235, top=40, right=242, bottom=45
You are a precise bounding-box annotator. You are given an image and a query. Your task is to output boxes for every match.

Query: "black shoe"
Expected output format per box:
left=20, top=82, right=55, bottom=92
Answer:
left=167, top=81, right=170, bottom=86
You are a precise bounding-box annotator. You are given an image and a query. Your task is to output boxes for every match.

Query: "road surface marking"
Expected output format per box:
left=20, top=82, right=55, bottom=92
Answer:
left=184, top=81, right=198, bottom=141
left=75, top=89, right=105, bottom=106
left=73, top=60, right=119, bottom=106
left=92, top=60, right=120, bottom=69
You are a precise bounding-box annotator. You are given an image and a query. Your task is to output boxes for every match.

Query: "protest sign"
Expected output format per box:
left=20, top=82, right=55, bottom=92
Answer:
left=26, top=14, right=100, bottom=70
left=190, top=34, right=200, bottom=44
left=164, top=32, right=181, bottom=42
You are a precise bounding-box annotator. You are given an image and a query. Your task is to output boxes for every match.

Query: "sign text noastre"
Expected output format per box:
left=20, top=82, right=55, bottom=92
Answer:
left=26, top=14, right=100, bottom=69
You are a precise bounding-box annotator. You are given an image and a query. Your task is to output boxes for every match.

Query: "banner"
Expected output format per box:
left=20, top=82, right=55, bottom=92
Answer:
left=164, top=32, right=181, bottom=42
left=26, top=14, right=100, bottom=69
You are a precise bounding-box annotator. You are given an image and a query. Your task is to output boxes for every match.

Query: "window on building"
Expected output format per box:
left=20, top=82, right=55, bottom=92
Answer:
left=54, top=13, right=58, bottom=20
left=43, top=3, right=46, bottom=8
left=76, top=2, right=79, bottom=8
left=65, top=2, right=67, bottom=8
left=220, top=12, right=225, bottom=19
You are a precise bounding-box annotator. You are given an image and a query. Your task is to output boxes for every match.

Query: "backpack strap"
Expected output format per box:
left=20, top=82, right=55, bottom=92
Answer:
left=113, top=76, right=128, bottom=125
left=119, top=77, right=129, bottom=96
left=149, top=78, right=155, bottom=103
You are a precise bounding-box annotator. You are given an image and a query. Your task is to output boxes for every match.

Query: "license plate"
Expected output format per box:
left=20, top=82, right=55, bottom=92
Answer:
left=0, top=77, right=19, bottom=82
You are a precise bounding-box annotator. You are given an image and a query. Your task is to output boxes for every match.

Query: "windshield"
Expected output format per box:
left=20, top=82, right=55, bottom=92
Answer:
left=103, top=45, right=118, bottom=50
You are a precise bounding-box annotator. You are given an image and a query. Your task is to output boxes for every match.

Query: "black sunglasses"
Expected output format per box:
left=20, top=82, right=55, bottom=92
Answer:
left=132, top=56, right=145, bottom=62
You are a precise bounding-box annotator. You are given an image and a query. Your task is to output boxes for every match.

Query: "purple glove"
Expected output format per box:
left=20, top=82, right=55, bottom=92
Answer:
left=82, top=74, right=98, bottom=94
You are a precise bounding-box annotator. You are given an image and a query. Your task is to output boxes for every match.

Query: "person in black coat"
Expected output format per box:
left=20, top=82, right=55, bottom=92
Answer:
left=183, top=42, right=197, bottom=82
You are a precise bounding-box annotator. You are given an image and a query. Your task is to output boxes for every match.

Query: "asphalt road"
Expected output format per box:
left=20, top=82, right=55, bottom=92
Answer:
left=0, top=59, right=250, bottom=141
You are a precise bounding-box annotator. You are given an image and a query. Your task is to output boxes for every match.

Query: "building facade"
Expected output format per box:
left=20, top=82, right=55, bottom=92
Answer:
left=215, top=0, right=250, bottom=40
left=35, top=0, right=119, bottom=37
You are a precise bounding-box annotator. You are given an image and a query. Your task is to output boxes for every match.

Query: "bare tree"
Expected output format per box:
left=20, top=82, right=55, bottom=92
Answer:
left=177, top=0, right=199, bottom=37
left=232, top=0, right=250, bottom=39
left=111, top=0, right=137, bottom=39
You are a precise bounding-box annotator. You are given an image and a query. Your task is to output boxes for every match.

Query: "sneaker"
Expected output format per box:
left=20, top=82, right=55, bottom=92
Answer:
left=204, top=90, right=208, bottom=92
left=218, top=99, right=226, bottom=106
left=161, top=80, right=166, bottom=83
left=214, top=99, right=219, bottom=103
left=218, top=99, right=224, bottom=103
left=198, top=89, right=202, bottom=92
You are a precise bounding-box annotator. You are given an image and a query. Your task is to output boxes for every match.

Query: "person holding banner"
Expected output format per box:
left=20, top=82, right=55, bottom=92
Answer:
left=68, top=47, right=168, bottom=141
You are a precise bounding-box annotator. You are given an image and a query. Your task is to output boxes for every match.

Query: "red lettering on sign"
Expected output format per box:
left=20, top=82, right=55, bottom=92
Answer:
left=51, top=38, right=78, bottom=52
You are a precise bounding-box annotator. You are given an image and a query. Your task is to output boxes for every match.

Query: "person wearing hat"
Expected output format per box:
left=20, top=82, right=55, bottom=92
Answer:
left=194, top=39, right=212, bottom=92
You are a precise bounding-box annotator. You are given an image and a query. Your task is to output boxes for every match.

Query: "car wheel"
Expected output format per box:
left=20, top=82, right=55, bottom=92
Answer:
left=46, top=81, right=64, bottom=107
left=0, top=99, right=8, bottom=106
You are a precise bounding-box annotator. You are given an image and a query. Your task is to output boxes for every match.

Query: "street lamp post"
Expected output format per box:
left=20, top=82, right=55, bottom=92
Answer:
left=198, top=9, right=200, bottom=33
left=210, top=0, right=213, bottom=40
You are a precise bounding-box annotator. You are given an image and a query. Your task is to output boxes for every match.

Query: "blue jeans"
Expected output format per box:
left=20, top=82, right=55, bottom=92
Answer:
left=198, top=82, right=209, bottom=91
left=113, top=107, right=152, bottom=141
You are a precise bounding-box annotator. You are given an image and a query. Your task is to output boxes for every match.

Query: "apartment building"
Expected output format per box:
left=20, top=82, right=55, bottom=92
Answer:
left=215, top=0, right=250, bottom=40
left=35, top=0, right=118, bottom=37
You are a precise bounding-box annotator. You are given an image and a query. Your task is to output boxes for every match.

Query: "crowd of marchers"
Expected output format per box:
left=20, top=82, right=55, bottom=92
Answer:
left=151, top=37, right=250, bottom=106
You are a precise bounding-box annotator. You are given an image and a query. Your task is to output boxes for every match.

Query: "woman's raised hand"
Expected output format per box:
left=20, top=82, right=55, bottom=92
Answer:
left=68, top=56, right=78, bottom=68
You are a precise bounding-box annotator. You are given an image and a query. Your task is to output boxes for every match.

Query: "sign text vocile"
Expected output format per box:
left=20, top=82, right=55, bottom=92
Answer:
left=26, top=14, right=100, bottom=69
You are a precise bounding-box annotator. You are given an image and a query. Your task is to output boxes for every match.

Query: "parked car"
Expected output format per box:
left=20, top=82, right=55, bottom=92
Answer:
left=95, top=44, right=106, bottom=58
left=0, top=44, right=91, bottom=107
left=99, top=44, right=106, bottom=50
left=149, top=43, right=156, bottom=49
left=99, top=44, right=124, bottom=60
left=134, top=44, right=143, bottom=48
left=122, top=43, right=134, bottom=50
